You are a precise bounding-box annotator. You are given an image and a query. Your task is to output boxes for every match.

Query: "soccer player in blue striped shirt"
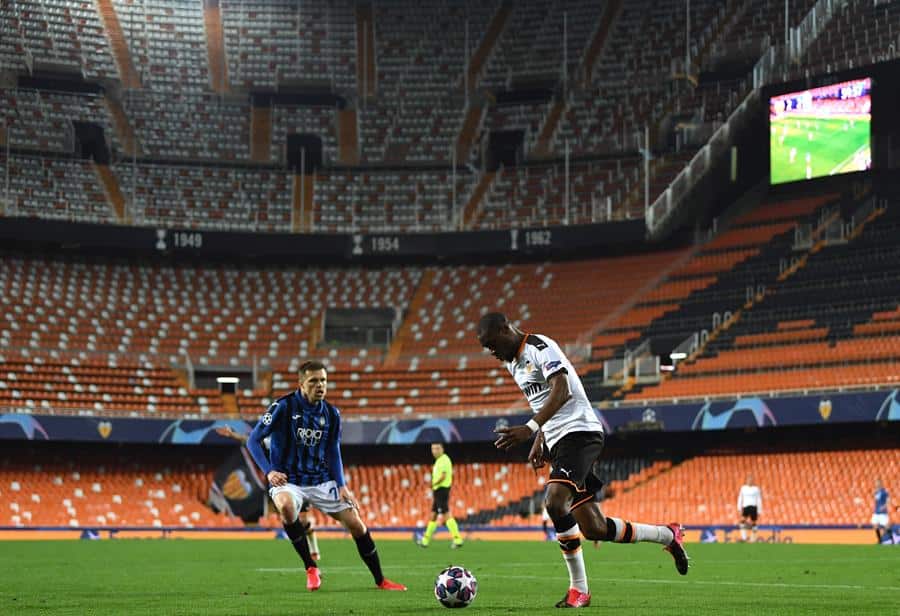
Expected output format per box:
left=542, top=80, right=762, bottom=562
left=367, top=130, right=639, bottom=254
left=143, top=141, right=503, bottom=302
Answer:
left=248, top=360, right=406, bottom=592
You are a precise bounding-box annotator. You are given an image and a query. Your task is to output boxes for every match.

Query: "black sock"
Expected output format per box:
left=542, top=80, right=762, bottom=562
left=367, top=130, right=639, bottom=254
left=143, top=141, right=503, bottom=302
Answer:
left=551, top=512, right=577, bottom=535
left=354, top=531, right=384, bottom=585
left=283, top=519, right=316, bottom=570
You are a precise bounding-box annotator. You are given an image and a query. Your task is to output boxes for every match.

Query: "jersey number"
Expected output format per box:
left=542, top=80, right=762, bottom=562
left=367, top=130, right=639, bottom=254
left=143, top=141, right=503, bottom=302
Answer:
left=329, top=486, right=339, bottom=499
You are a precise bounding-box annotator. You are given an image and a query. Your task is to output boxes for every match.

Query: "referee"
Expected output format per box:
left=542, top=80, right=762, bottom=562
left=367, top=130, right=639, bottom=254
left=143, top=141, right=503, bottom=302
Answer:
left=418, top=443, right=464, bottom=548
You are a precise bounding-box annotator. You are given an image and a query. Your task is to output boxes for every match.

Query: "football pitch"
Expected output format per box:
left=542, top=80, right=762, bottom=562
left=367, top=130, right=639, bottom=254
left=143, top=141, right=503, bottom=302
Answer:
left=2, top=540, right=900, bottom=615
left=770, top=115, right=870, bottom=184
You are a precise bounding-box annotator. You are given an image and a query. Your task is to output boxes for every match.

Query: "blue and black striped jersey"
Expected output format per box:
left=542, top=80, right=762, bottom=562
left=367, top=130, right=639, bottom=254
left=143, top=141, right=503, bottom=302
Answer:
left=247, top=390, right=345, bottom=487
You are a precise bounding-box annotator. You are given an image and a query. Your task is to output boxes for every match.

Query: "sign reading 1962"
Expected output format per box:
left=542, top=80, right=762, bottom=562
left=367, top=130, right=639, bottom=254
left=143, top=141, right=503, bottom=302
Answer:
left=524, top=229, right=552, bottom=247
left=369, top=236, right=401, bottom=253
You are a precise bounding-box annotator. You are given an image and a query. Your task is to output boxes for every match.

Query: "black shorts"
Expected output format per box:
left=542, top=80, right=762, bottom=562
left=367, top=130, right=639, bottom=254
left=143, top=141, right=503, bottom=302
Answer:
left=741, top=506, right=758, bottom=522
left=547, top=431, right=606, bottom=509
left=432, top=487, right=450, bottom=514
left=300, top=500, right=310, bottom=513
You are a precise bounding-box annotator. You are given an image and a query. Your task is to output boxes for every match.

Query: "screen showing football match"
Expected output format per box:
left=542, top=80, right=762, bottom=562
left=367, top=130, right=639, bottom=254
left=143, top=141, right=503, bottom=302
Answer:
left=769, top=77, right=871, bottom=185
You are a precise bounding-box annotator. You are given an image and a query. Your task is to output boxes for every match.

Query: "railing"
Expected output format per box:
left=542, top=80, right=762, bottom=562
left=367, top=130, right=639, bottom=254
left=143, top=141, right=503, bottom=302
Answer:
left=645, top=88, right=759, bottom=236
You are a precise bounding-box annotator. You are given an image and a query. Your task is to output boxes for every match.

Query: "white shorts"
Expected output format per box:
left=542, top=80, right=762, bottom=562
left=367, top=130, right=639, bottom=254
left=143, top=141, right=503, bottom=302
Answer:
left=871, top=513, right=889, bottom=527
left=269, top=480, right=351, bottom=515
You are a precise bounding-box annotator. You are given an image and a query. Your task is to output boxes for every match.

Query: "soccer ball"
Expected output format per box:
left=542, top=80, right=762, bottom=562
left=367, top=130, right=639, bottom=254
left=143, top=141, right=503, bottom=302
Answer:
left=434, top=565, right=477, bottom=608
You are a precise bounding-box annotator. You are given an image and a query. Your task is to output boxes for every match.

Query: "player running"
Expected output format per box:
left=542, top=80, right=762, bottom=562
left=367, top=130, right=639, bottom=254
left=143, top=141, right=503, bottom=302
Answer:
left=478, top=312, right=688, bottom=608
left=247, top=360, right=406, bottom=592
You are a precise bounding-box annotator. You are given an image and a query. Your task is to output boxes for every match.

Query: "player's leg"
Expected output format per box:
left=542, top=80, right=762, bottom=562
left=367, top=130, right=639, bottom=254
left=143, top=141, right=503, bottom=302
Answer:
left=270, top=487, right=320, bottom=590
left=543, top=482, right=591, bottom=608
left=750, top=510, right=759, bottom=542
left=420, top=511, right=440, bottom=547
left=445, top=509, right=464, bottom=548
left=739, top=508, right=749, bottom=541
left=298, top=504, right=319, bottom=561
left=329, top=506, right=406, bottom=590
left=554, top=434, right=688, bottom=575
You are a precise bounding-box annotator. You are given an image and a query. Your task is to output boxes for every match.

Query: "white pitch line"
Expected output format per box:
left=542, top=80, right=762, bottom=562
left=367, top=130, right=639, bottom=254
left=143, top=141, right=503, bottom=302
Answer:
left=829, top=144, right=869, bottom=176
left=254, top=568, right=900, bottom=592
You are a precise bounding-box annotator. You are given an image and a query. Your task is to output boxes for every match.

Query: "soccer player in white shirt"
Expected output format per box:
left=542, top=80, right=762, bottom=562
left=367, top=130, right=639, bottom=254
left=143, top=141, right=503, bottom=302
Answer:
left=737, top=475, right=762, bottom=542
left=479, top=312, right=689, bottom=609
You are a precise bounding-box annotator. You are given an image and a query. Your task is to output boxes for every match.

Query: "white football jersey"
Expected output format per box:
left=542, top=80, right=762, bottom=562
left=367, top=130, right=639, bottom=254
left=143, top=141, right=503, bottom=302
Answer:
left=508, top=333, right=603, bottom=450
left=738, top=485, right=762, bottom=511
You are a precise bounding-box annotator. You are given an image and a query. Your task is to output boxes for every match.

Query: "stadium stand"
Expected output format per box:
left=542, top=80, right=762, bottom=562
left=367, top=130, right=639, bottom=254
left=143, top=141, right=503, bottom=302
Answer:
left=604, top=448, right=900, bottom=526
left=627, top=196, right=900, bottom=401
left=0, top=445, right=240, bottom=527
left=111, top=162, right=292, bottom=230
left=799, top=0, right=900, bottom=78
left=219, top=0, right=357, bottom=92
left=2, top=154, right=112, bottom=223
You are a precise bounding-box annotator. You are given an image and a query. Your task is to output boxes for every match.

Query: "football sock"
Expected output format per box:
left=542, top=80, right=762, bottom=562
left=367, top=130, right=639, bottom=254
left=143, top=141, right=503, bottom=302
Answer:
left=603, top=517, right=674, bottom=545
left=750, top=526, right=758, bottom=542
left=556, top=521, right=588, bottom=594
left=740, top=524, right=748, bottom=541
left=283, top=519, right=316, bottom=569
left=354, top=531, right=384, bottom=585
left=422, top=520, right=438, bottom=546
left=306, top=525, right=320, bottom=556
left=446, top=518, right=462, bottom=544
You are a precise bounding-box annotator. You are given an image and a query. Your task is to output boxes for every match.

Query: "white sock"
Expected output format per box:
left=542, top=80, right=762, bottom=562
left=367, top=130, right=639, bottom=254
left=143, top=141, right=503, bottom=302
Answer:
left=557, top=523, right=588, bottom=594
left=562, top=548, right=588, bottom=594
left=631, top=523, right=674, bottom=545
left=607, top=518, right=674, bottom=545
left=740, top=526, right=748, bottom=541
left=307, top=528, right=320, bottom=555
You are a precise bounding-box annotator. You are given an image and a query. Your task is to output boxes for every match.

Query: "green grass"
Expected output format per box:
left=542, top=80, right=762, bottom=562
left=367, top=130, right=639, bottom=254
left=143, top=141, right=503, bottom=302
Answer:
left=770, top=115, right=870, bottom=184
left=2, top=539, right=900, bottom=615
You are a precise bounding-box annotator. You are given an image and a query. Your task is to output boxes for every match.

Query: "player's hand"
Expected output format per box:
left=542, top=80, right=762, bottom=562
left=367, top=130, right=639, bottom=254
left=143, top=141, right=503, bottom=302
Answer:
left=493, top=425, right=533, bottom=450
left=267, top=471, right=288, bottom=487
left=527, top=435, right=546, bottom=471
left=215, top=426, right=236, bottom=438
left=339, top=486, right=359, bottom=510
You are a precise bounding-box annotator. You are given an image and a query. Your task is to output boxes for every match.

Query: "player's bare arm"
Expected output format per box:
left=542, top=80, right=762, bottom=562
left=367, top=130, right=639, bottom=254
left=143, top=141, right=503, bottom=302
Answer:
left=494, top=373, right=570, bottom=450
left=215, top=425, right=248, bottom=444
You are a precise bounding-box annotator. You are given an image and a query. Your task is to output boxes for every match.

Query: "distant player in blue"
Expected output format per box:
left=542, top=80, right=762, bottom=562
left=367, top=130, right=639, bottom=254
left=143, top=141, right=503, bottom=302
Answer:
left=247, top=360, right=406, bottom=592
left=871, top=479, right=891, bottom=544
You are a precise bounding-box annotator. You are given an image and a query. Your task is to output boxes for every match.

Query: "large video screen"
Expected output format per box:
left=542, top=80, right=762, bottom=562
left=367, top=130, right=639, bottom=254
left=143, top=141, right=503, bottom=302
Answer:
left=769, top=77, right=871, bottom=185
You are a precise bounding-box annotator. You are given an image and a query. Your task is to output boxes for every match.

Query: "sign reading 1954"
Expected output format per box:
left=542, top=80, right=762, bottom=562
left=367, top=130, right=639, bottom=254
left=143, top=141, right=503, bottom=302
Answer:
left=173, top=231, right=203, bottom=249
left=368, top=236, right=401, bottom=253
left=524, top=229, right=552, bottom=247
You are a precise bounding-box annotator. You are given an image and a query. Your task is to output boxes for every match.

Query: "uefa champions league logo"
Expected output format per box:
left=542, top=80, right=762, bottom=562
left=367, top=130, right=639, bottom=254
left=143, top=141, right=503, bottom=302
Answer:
left=155, top=229, right=167, bottom=251
left=352, top=234, right=363, bottom=255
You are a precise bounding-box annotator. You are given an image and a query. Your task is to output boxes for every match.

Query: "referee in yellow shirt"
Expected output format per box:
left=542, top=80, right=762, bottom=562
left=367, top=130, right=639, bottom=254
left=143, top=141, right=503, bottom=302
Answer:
left=418, top=443, right=464, bottom=548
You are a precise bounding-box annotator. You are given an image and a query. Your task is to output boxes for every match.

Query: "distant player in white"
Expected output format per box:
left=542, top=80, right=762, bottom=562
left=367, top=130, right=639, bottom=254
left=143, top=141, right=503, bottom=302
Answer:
left=737, top=475, right=762, bottom=542
left=479, top=312, right=688, bottom=609
left=872, top=479, right=891, bottom=544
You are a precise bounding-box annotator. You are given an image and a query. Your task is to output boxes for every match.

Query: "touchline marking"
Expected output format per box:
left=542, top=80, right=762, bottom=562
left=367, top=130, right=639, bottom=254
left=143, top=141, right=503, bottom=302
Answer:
left=495, top=575, right=900, bottom=592
left=255, top=569, right=899, bottom=591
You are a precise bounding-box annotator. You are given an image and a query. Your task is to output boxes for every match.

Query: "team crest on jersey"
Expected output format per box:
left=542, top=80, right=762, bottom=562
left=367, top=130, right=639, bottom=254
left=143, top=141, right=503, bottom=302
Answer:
left=319, top=415, right=326, bottom=427
left=524, top=361, right=535, bottom=373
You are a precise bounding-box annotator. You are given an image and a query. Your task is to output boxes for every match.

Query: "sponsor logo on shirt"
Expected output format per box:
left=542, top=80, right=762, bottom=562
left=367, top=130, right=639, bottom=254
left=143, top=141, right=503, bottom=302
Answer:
left=297, top=427, right=323, bottom=446
left=522, top=381, right=548, bottom=399
left=543, top=360, right=562, bottom=372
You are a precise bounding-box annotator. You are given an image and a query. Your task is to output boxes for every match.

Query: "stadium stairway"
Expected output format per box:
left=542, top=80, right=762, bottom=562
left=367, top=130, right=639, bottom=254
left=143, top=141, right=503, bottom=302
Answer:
left=95, top=0, right=142, bottom=89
